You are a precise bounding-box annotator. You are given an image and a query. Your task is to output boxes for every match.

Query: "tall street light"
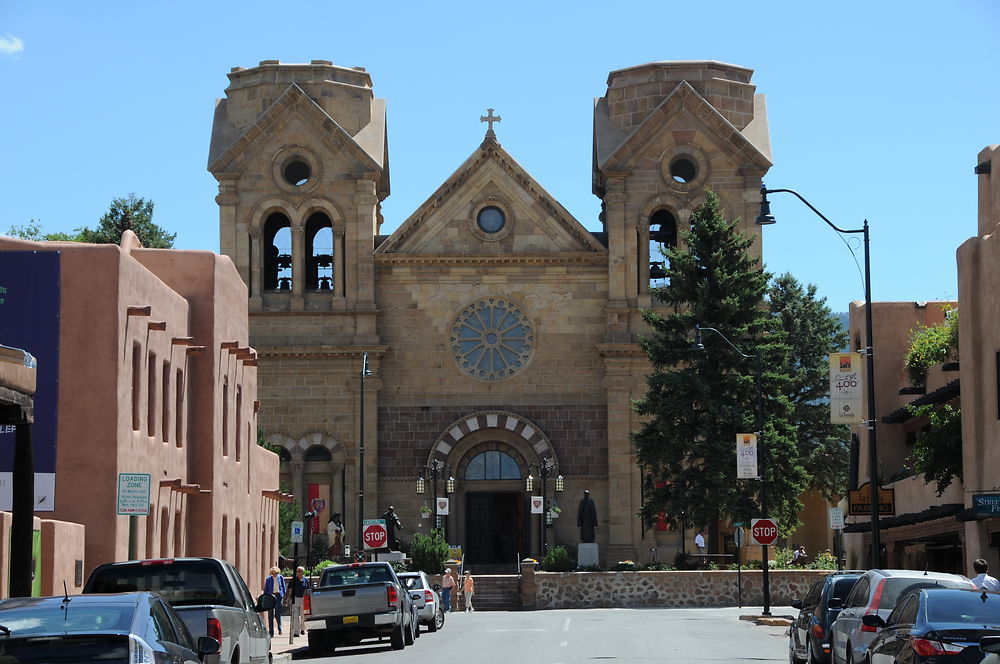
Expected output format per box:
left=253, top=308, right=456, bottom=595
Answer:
left=525, top=459, right=563, bottom=557
left=417, top=461, right=455, bottom=540
left=692, top=324, right=771, bottom=616
left=358, top=352, right=373, bottom=555
left=757, top=185, right=881, bottom=569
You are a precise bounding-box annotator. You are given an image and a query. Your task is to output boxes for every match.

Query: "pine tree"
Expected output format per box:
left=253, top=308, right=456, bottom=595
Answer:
left=632, top=190, right=807, bottom=535
left=78, top=194, right=176, bottom=248
left=767, top=274, right=850, bottom=501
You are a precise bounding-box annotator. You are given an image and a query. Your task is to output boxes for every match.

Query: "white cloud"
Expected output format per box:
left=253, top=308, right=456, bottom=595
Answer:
left=0, top=34, right=24, bottom=55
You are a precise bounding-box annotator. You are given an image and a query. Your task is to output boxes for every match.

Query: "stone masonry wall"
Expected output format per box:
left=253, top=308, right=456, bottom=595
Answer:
left=521, top=564, right=829, bottom=609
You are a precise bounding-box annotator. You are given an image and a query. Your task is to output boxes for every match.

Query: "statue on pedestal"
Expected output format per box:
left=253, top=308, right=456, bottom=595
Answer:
left=382, top=506, right=403, bottom=551
left=577, top=490, right=598, bottom=543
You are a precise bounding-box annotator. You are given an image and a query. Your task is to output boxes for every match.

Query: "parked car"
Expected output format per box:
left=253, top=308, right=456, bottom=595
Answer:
left=305, top=562, right=417, bottom=655
left=830, top=569, right=975, bottom=664
left=790, top=571, right=864, bottom=664
left=864, top=587, right=1000, bottom=663
left=83, top=557, right=276, bottom=664
left=399, top=571, right=446, bottom=633
left=0, top=591, right=220, bottom=663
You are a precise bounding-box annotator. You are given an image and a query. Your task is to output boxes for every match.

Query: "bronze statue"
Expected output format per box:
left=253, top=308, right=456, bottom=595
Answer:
left=577, top=490, right=598, bottom=543
left=382, top=505, right=403, bottom=550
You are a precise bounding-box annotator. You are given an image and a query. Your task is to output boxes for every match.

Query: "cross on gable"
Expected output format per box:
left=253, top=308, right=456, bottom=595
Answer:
left=480, top=108, right=501, bottom=138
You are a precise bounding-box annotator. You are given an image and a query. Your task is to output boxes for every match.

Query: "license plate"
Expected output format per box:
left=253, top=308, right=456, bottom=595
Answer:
left=343, top=616, right=359, bottom=624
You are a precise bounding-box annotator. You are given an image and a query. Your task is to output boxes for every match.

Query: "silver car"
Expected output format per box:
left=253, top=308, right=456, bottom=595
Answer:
left=829, top=569, right=974, bottom=664
left=399, top=571, right=446, bottom=633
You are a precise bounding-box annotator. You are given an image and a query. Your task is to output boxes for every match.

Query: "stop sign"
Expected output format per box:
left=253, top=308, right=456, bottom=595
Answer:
left=363, top=523, right=387, bottom=550
left=750, top=518, right=778, bottom=546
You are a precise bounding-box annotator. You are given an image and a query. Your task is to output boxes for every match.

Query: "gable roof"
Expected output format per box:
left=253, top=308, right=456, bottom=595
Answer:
left=595, top=80, right=772, bottom=175
left=377, top=136, right=604, bottom=254
left=207, top=84, right=387, bottom=192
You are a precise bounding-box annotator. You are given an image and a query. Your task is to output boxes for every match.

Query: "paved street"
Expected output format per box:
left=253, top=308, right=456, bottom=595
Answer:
left=275, top=606, right=794, bottom=663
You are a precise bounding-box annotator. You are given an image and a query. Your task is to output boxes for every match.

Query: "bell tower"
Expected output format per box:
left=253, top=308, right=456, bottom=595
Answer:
left=207, top=59, right=388, bottom=330
left=593, top=61, right=773, bottom=340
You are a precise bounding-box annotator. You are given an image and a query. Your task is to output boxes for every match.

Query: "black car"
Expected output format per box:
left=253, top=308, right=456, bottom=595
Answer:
left=864, top=587, right=1000, bottom=663
left=790, top=571, right=864, bottom=664
left=0, top=591, right=219, bottom=663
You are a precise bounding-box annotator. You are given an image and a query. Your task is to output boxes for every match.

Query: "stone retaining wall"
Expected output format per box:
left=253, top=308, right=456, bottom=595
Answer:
left=519, top=562, right=831, bottom=609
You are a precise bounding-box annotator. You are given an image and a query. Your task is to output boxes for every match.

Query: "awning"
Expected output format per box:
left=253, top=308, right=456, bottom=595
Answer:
left=882, top=379, right=960, bottom=424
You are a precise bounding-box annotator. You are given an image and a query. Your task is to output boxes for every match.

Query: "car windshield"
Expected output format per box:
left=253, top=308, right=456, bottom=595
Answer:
left=321, top=566, right=392, bottom=587
left=0, top=603, right=133, bottom=635
left=883, top=578, right=969, bottom=607
left=87, top=562, right=233, bottom=607
left=927, top=593, right=1000, bottom=624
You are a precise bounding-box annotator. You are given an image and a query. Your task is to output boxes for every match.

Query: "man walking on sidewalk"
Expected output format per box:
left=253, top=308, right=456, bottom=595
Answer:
left=286, top=566, right=310, bottom=643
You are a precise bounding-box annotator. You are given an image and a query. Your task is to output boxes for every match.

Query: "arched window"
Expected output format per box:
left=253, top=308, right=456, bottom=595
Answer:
left=304, top=445, right=331, bottom=462
left=277, top=447, right=291, bottom=464
left=305, top=212, right=334, bottom=292
left=264, top=212, right=292, bottom=291
left=649, top=209, right=678, bottom=283
left=464, top=450, right=521, bottom=480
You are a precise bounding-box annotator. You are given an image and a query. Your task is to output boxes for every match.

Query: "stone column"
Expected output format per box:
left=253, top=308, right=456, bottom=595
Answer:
left=215, top=175, right=240, bottom=269
left=291, top=459, right=305, bottom=515
left=248, top=226, right=263, bottom=311
left=602, top=359, right=639, bottom=565
left=332, top=462, right=344, bottom=516
left=291, top=224, right=305, bottom=311
left=603, top=173, right=630, bottom=342
left=637, top=221, right=651, bottom=307
left=334, top=228, right=346, bottom=300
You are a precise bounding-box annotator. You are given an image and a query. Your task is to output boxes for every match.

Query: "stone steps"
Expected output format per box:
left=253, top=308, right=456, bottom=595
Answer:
left=453, top=574, right=520, bottom=612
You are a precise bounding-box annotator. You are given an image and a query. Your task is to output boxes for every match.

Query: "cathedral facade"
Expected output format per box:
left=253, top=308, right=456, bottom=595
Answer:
left=208, top=59, right=772, bottom=567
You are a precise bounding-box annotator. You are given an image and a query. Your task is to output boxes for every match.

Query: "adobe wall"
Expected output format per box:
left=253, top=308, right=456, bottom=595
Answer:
left=40, top=518, right=85, bottom=595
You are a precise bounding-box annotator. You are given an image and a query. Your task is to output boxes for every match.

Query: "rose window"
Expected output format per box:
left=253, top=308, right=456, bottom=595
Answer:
left=450, top=298, right=534, bottom=381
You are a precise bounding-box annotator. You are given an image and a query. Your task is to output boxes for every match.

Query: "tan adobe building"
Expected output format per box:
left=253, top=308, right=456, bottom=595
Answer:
left=209, top=59, right=772, bottom=567
left=845, top=144, right=1000, bottom=574
left=0, top=232, right=283, bottom=594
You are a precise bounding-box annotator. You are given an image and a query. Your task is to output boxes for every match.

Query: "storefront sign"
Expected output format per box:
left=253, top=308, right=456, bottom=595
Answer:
left=848, top=482, right=895, bottom=516
left=973, top=494, right=1000, bottom=518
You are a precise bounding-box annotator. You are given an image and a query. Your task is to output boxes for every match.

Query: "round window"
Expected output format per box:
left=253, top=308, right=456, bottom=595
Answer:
left=283, top=160, right=312, bottom=187
left=476, top=206, right=506, bottom=233
left=450, top=298, right=534, bottom=381
left=669, top=157, right=697, bottom=184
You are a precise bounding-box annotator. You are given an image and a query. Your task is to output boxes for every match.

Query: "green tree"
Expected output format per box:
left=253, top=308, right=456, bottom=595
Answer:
left=632, top=190, right=807, bottom=536
left=78, top=194, right=176, bottom=248
left=767, top=274, right=851, bottom=500
left=906, top=403, right=962, bottom=495
left=903, top=307, right=959, bottom=386
left=6, top=220, right=83, bottom=242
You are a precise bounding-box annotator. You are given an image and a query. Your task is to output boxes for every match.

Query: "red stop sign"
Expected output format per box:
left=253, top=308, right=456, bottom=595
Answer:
left=363, top=523, right=387, bottom=550
left=750, top=518, right=778, bottom=546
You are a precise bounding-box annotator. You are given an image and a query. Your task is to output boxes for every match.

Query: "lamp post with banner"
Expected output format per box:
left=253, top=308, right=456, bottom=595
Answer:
left=416, top=461, right=455, bottom=540
left=525, top=459, right=563, bottom=557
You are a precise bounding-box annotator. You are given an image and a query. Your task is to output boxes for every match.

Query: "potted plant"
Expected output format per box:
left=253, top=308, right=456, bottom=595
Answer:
left=420, top=505, right=432, bottom=519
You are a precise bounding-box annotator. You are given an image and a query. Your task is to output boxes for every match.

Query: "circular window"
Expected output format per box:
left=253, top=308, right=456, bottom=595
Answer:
left=477, top=206, right=506, bottom=233
left=669, top=157, right=697, bottom=184
left=283, top=160, right=312, bottom=187
left=450, top=298, right=534, bottom=381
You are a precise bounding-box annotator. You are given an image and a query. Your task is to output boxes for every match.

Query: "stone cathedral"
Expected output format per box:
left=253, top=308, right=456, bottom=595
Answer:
left=208, top=59, right=772, bottom=568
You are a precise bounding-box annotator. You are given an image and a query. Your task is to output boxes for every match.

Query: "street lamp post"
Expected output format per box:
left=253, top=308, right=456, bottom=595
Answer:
left=757, top=185, right=881, bottom=569
left=692, top=324, right=771, bottom=616
left=416, top=461, right=455, bottom=540
left=525, top=459, right=563, bottom=557
left=358, top=352, right=373, bottom=555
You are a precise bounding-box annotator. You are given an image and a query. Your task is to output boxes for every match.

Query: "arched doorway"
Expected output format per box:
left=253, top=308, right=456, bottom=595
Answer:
left=463, top=450, right=525, bottom=570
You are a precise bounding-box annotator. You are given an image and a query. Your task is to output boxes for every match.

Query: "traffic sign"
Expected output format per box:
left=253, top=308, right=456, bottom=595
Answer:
left=117, top=473, right=151, bottom=516
left=290, top=520, right=304, bottom=543
left=363, top=518, right=387, bottom=550
left=733, top=527, right=746, bottom=548
left=750, top=518, right=778, bottom=546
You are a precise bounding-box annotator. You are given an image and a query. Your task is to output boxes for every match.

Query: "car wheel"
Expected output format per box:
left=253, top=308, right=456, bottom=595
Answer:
left=845, top=645, right=854, bottom=664
left=390, top=622, right=406, bottom=650
left=806, top=639, right=818, bottom=664
left=428, top=608, right=442, bottom=633
left=404, top=618, right=415, bottom=646
left=790, top=633, right=805, bottom=664
left=231, top=647, right=239, bottom=664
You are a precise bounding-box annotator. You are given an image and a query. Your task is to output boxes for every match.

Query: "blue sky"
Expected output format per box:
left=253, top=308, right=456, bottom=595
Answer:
left=1, top=1, right=997, bottom=311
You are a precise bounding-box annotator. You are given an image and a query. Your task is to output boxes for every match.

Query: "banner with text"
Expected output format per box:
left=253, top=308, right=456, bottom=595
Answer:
left=829, top=353, right=863, bottom=424
left=736, top=433, right=758, bottom=479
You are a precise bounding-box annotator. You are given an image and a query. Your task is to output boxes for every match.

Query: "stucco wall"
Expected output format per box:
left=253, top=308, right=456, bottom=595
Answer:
left=40, top=518, right=85, bottom=595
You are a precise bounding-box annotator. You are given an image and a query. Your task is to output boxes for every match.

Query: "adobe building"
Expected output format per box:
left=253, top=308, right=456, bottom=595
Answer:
left=0, top=232, right=283, bottom=594
left=208, top=59, right=773, bottom=567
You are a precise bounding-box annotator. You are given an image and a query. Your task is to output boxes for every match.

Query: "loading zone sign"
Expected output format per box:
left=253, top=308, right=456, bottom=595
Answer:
left=117, top=473, right=151, bottom=516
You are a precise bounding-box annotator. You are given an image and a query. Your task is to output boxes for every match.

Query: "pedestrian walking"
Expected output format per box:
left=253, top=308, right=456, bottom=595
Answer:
left=463, top=571, right=475, bottom=613
left=441, top=568, right=457, bottom=612
left=971, top=558, right=1000, bottom=591
left=286, top=566, right=310, bottom=643
left=263, top=566, right=286, bottom=637
left=694, top=528, right=706, bottom=553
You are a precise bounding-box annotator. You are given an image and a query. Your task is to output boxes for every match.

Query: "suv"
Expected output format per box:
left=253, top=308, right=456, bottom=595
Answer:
left=398, top=571, right=445, bottom=633
left=829, top=569, right=974, bottom=664
left=790, top=571, right=864, bottom=664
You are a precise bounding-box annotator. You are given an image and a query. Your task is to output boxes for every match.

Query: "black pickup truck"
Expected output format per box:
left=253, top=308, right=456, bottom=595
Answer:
left=305, top=562, right=417, bottom=655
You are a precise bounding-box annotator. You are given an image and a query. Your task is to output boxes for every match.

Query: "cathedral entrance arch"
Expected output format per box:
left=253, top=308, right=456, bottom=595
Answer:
left=427, top=411, right=556, bottom=572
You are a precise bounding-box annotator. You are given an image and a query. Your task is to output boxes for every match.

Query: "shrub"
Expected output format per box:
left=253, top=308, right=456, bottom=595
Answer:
left=903, top=307, right=959, bottom=386
left=613, top=560, right=637, bottom=571
left=673, top=551, right=692, bottom=570
left=576, top=564, right=603, bottom=572
left=804, top=550, right=838, bottom=569
left=408, top=528, right=449, bottom=574
left=541, top=546, right=574, bottom=572
left=310, top=559, right=335, bottom=575
left=641, top=561, right=671, bottom=571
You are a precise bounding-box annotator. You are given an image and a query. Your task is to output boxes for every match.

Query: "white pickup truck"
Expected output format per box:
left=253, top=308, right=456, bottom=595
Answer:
left=83, top=557, right=276, bottom=664
left=304, top=562, right=417, bottom=656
